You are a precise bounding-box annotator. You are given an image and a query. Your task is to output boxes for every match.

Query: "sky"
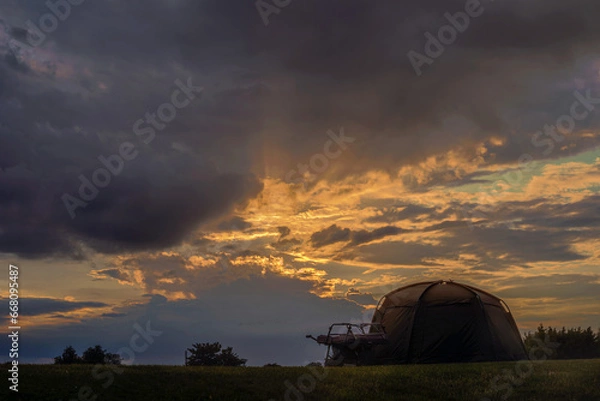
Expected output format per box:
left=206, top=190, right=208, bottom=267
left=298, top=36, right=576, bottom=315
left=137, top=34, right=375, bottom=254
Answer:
left=0, top=0, right=599, bottom=366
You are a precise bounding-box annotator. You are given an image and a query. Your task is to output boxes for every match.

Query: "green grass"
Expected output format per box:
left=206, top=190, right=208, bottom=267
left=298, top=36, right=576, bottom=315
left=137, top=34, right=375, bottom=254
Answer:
left=3, top=359, right=599, bottom=401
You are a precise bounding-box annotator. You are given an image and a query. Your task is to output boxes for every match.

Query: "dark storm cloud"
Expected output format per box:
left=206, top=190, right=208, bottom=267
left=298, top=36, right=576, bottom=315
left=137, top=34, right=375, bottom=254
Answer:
left=499, top=196, right=600, bottom=230
left=277, top=226, right=291, bottom=239
left=271, top=226, right=301, bottom=250
left=0, top=52, right=263, bottom=258
left=216, top=216, right=253, bottom=232
left=90, top=268, right=130, bottom=282
left=310, top=225, right=351, bottom=248
left=422, top=220, right=471, bottom=232
left=101, top=312, right=127, bottom=318
left=494, top=274, right=600, bottom=300
left=7, top=297, right=108, bottom=316
left=353, top=241, right=444, bottom=266
left=2, top=0, right=600, bottom=258
left=271, top=237, right=302, bottom=251
left=310, top=224, right=404, bottom=248
left=353, top=196, right=600, bottom=269
left=365, top=204, right=437, bottom=224
left=353, top=192, right=600, bottom=268
left=230, top=0, right=600, bottom=176
left=65, top=169, right=262, bottom=256
left=456, top=4, right=593, bottom=50
left=364, top=203, right=456, bottom=224
left=347, top=226, right=405, bottom=247
left=454, top=194, right=600, bottom=240
left=0, top=150, right=262, bottom=257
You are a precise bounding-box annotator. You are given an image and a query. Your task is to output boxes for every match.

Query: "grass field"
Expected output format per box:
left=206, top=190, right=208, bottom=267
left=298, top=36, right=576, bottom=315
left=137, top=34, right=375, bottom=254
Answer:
left=3, top=359, right=600, bottom=401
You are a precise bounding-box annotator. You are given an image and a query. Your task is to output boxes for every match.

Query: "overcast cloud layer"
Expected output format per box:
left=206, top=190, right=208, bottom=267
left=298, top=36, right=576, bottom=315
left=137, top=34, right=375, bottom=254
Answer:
left=0, top=0, right=599, bottom=365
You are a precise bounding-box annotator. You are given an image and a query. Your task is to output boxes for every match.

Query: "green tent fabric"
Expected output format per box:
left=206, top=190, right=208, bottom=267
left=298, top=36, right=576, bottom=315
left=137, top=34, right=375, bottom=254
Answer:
left=369, top=280, right=528, bottom=364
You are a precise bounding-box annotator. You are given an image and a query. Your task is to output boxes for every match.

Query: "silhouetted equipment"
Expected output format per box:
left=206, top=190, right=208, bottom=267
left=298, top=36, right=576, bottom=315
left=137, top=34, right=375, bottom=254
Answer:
left=307, top=280, right=528, bottom=365
left=306, top=323, right=388, bottom=366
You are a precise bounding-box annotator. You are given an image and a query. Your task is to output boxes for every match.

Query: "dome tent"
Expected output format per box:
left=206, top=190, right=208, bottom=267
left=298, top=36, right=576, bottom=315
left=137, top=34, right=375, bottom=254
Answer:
left=369, top=280, right=528, bottom=364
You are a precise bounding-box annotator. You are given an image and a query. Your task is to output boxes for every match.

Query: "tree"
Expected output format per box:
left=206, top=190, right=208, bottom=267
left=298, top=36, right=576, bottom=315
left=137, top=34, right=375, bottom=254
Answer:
left=185, top=342, right=247, bottom=366
left=54, top=345, right=82, bottom=364
left=82, top=345, right=122, bottom=365
left=524, top=324, right=600, bottom=360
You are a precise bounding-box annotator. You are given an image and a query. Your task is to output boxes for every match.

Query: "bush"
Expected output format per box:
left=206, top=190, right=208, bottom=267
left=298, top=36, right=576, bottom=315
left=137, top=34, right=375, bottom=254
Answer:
left=54, top=346, right=82, bottom=365
left=54, top=345, right=121, bottom=365
left=185, top=342, right=247, bottom=366
left=82, top=345, right=122, bottom=365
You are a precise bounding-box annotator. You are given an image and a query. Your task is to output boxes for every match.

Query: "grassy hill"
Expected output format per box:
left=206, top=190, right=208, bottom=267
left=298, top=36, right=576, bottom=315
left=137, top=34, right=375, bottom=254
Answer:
left=3, top=359, right=600, bottom=401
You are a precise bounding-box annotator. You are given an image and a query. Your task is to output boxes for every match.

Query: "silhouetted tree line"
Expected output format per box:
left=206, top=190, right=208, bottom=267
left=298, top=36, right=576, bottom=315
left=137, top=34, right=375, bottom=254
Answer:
left=54, top=345, right=121, bottom=365
left=524, top=324, right=600, bottom=359
left=185, top=342, right=247, bottom=366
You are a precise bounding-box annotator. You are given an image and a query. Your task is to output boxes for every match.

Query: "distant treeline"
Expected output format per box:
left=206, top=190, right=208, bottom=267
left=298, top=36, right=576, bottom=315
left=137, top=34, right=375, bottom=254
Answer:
left=54, top=345, right=121, bottom=365
left=523, top=324, right=600, bottom=359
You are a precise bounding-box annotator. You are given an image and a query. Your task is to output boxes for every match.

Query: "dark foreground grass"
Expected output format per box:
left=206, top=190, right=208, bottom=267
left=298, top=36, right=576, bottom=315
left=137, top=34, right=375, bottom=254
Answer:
left=3, top=359, right=599, bottom=401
